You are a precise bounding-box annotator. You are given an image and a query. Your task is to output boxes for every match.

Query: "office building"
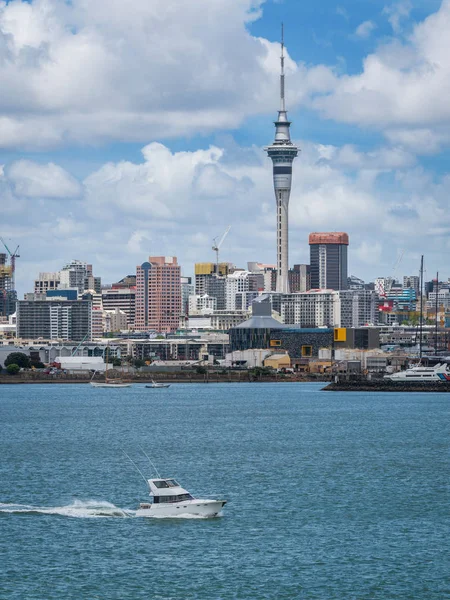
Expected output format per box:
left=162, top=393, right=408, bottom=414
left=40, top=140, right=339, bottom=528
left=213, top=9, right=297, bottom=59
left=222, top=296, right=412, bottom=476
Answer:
left=281, top=289, right=377, bottom=328
left=102, top=287, right=136, bottom=328
left=309, top=232, right=349, bottom=290
left=16, top=298, right=92, bottom=341
left=135, top=256, right=182, bottom=333
left=289, top=264, right=310, bottom=293
left=181, top=276, right=194, bottom=316
left=195, top=263, right=230, bottom=295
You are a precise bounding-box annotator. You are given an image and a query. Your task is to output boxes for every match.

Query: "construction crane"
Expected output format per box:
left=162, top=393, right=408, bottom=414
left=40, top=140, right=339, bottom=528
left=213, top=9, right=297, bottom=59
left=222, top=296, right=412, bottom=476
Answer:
left=212, top=225, right=231, bottom=275
left=0, top=237, right=20, bottom=293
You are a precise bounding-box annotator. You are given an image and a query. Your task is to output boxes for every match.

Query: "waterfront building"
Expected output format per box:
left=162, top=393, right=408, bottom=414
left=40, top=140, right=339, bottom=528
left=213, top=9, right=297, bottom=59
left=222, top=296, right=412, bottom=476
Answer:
left=265, top=29, right=299, bottom=294
left=16, top=298, right=92, bottom=341
left=229, top=296, right=332, bottom=357
left=135, top=256, right=182, bottom=333
left=309, top=232, right=349, bottom=290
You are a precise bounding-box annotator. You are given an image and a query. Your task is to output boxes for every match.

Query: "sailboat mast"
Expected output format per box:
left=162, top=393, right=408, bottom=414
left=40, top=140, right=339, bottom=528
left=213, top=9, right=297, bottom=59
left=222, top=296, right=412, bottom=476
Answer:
left=435, top=271, right=439, bottom=355
left=419, top=255, right=424, bottom=360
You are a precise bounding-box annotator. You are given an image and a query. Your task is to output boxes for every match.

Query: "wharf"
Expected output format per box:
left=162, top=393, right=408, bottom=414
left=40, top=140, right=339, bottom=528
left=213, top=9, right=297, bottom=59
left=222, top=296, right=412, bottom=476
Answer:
left=323, top=379, right=450, bottom=392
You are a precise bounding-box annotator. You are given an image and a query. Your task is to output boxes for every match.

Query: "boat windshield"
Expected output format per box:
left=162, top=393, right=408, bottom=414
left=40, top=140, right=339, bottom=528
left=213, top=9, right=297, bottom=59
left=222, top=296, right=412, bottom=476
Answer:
left=153, top=479, right=180, bottom=489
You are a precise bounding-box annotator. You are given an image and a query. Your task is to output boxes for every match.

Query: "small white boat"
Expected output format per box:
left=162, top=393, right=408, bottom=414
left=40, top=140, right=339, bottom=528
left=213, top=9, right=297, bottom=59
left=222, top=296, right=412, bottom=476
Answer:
left=90, top=380, right=132, bottom=388
left=146, top=380, right=170, bottom=388
left=384, top=362, right=450, bottom=382
left=135, top=478, right=226, bottom=518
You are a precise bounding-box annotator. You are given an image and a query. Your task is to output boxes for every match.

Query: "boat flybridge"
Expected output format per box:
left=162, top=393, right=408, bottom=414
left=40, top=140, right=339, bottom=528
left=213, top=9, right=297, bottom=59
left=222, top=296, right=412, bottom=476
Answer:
left=135, top=478, right=226, bottom=518
left=384, top=363, right=450, bottom=382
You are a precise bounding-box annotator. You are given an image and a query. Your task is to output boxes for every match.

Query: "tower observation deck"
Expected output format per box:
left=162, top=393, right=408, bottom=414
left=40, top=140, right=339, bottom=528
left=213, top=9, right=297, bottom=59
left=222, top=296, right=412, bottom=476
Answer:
left=265, top=25, right=299, bottom=294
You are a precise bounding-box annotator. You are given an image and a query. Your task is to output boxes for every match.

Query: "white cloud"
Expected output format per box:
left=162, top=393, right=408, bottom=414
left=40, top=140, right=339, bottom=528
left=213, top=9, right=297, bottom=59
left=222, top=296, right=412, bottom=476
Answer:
left=354, top=20, right=377, bottom=39
left=6, top=137, right=450, bottom=294
left=0, top=0, right=286, bottom=149
left=383, top=0, right=412, bottom=33
left=6, top=160, right=81, bottom=198
left=310, top=1, right=450, bottom=152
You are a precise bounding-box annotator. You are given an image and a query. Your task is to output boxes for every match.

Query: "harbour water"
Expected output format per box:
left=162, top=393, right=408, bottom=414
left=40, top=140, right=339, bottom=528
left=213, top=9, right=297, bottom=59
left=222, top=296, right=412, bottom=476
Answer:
left=1, top=382, right=449, bottom=599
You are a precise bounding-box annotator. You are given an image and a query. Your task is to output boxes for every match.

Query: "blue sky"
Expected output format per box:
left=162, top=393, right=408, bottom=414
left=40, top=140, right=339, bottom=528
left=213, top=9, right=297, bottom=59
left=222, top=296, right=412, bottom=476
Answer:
left=1, top=0, right=450, bottom=293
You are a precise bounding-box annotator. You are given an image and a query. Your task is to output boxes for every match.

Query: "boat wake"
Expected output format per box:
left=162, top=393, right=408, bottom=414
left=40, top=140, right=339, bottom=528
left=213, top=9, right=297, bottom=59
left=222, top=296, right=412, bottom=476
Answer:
left=0, top=501, right=223, bottom=520
left=0, top=500, right=133, bottom=519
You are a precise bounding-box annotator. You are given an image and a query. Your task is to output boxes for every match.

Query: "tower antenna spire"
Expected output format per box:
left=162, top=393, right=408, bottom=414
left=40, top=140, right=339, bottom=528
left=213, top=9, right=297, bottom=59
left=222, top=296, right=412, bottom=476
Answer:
left=280, top=22, right=285, bottom=111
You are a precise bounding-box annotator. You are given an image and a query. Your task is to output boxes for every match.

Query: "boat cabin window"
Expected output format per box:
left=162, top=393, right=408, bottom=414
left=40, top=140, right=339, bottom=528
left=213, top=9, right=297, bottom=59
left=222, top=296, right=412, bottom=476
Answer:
left=153, top=480, right=170, bottom=489
left=153, top=494, right=193, bottom=504
left=153, top=479, right=180, bottom=489
left=166, top=479, right=180, bottom=487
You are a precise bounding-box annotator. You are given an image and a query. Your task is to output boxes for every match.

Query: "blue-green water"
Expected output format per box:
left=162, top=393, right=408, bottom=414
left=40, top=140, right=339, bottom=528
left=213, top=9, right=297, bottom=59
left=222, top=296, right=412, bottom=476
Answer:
left=1, top=382, right=449, bottom=599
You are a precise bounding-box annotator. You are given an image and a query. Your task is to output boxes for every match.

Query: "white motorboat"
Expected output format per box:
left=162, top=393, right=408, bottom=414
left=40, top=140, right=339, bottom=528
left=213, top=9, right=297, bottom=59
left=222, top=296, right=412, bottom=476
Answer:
left=135, top=478, right=226, bottom=518
left=145, top=380, right=170, bottom=388
left=384, top=362, right=450, bottom=382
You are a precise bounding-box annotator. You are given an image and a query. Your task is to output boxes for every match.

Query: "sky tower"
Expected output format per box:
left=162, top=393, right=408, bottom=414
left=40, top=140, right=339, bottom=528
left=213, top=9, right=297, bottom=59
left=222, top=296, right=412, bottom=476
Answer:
left=265, top=25, right=299, bottom=294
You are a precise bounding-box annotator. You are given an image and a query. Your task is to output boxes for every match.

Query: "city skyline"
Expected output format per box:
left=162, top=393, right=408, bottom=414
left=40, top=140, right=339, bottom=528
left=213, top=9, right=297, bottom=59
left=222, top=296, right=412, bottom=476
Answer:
left=2, top=0, right=450, bottom=295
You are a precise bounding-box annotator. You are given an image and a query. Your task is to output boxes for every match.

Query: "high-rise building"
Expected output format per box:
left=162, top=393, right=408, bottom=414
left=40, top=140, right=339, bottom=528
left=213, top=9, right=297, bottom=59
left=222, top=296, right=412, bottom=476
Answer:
left=102, top=288, right=136, bottom=328
left=0, top=253, right=16, bottom=318
left=194, top=263, right=230, bottom=295
left=16, top=298, right=92, bottom=341
left=59, top=260, right=88, bottom=294
left=281, top=289, right=377, bottom=328
left=265, top=27, right=299, bottom=294
left=309, top=232, right=349, bottom=290
left=135, top=256, right=181, bottom=333
left=181, top=276, right=194, bottom=316
left=403, top=275, right=420, bottom=296
left=289, top=264, right=310, bottom=293
left=34, top=272, right=61, bottom=295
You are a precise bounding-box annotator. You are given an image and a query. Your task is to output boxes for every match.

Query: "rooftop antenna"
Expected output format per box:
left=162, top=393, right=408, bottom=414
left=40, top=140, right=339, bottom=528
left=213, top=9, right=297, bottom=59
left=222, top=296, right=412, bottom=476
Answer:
left=138, top=446, right=161, bottom=478
left=280, top=22, right=285, bottom=112
left=122, top=450, right=150, bottom=489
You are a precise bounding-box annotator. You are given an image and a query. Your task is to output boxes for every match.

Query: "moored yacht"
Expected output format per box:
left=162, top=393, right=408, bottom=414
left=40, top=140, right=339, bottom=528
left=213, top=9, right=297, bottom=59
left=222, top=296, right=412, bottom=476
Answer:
left=135, top=478, right=226, bottom=518
left=384, top=362, right=450, bottom=382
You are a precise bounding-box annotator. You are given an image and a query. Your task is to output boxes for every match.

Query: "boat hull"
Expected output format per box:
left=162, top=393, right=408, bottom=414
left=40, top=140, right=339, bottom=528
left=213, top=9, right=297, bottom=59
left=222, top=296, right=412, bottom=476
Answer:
left=145, top=384, right=170, bottom=388
left=90, top=382, right=132, bottom=388
left=135, top=499, right=226, bottom=518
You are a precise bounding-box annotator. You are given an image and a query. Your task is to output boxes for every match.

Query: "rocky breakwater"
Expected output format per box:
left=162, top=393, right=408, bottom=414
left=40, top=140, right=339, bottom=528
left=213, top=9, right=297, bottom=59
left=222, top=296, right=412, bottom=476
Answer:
left=323, top=379, right=450, bottom=392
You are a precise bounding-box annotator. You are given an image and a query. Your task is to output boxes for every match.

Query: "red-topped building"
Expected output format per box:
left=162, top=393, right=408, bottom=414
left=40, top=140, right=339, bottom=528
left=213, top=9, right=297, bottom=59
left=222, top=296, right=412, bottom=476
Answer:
left=135, top=257, right=181, bottom=333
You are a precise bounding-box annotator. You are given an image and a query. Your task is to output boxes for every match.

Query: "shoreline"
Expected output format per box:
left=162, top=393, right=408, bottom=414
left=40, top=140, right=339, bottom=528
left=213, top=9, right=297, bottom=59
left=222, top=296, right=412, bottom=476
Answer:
left=0, top=375, right=329, bottom=385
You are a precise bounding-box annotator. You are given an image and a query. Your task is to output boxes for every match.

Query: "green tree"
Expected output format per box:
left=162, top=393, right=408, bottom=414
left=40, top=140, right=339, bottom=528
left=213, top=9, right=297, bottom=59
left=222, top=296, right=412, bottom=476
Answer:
left=133, top=358, right=145, bottom=369
left=6, top=364, right=20, bottom=375
left=5, top=352, right=31, bottom=369
left=195, top=366, right=207, bottom=375
left=31, top=361, right=46, bottom=369
left=112, top=358, right=122, bottom=367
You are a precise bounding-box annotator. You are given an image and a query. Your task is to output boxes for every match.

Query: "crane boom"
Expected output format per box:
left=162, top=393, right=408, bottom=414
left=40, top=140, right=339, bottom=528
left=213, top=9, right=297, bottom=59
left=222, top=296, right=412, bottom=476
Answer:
left=0, top=237, right=12, bottom=256
left=212, top=225, right=231, bottom=275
